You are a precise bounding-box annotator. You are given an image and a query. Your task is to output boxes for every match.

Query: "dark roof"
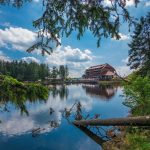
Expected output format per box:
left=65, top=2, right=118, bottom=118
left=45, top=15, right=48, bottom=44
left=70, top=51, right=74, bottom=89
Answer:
left=86, top=63, right=115, bottom=71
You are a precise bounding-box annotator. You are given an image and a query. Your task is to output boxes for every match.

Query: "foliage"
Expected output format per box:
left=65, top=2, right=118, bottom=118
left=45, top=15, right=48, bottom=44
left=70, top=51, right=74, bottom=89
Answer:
left=128, top=12, right=150, bottom=76
left=59, top=65, right=69, bottom=79
left=0, top=60, right=50, bottom=81
left=0, top=75, right=49, bottom=115
left=51, top=66, right=58, bottom=78
left=125, top=128, right=150, bottom=150
left=0, top=0, right=139, bottom=54
left=123, top=75, right=150, bottom=116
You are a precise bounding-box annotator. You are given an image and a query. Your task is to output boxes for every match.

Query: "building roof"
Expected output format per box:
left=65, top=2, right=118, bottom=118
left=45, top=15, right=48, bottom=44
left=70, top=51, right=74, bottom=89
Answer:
left=86, top=63, right=115, bottom=71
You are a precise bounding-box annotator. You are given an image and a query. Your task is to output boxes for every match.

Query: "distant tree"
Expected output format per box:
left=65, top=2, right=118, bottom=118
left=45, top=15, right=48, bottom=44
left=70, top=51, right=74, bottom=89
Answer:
left=51, top=66, right=58, bottom=78
left=128, top=12, right=150, bottom=76
left=59, top=65, right=65, bottom=79
left=39, top=64, right=50, bottom=80
left=65, top=65, right=69, bottom=78
left=0, top=0, right=139, bottom=54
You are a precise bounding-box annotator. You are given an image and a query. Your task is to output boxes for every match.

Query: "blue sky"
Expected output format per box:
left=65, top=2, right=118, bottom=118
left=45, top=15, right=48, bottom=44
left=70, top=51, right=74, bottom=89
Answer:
left=0, top=0, right=150, bottom=77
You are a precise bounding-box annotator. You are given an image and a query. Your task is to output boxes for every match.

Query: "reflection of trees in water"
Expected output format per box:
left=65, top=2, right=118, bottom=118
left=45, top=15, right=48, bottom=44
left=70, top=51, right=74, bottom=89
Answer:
left=62, top=101, right=119, bottom=146
left=31, top=101, right=119, bottom=142
left=0, top=87, right=48, bottom=115
left=0, top=83, right=120, bottom=146
left=50, top=85, right=69, bottom=100
left=82, top=84, right=118, bottom=100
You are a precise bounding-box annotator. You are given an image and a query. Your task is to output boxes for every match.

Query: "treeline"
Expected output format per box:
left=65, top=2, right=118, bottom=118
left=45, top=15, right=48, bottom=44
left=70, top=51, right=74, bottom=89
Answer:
left=0, top=60, right=69, bottom=81
left=51, top=65, right=69, bottom=79
left=0, top=60, right=49, bottom=81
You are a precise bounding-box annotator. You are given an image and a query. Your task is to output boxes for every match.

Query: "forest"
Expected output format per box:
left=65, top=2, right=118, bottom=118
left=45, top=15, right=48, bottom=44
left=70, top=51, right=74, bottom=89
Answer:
left=0, top=60, right=69, bottom=81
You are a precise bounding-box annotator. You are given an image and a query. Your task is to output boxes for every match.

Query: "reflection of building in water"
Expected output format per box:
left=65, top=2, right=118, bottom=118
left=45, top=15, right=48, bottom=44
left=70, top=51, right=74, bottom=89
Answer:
left=82, top=84, right=118, bottom=100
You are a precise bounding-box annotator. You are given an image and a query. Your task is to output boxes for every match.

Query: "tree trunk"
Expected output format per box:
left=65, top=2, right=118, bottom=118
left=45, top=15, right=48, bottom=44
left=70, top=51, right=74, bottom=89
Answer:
left=74, top=125, right=106, bottom=145
left=73, top=116, right=150, bottom=126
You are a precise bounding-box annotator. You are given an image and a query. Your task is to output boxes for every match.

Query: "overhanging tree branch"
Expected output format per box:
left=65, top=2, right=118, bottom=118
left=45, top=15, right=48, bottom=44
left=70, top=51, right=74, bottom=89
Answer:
left=0, top=0, right=139, bottom=54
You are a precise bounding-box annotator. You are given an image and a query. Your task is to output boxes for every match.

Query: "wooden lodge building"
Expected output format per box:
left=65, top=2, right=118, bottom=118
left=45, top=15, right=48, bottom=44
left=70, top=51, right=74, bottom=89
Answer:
left=82, top=63, right=117, bottom=80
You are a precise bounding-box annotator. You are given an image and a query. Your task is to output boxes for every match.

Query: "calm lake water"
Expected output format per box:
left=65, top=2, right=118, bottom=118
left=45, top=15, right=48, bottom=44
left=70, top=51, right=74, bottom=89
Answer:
left=0, top=84, right=129, bottom=150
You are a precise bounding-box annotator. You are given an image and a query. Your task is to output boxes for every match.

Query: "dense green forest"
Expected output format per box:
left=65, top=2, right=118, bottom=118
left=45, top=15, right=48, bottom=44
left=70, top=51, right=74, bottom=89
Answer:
left=0, top=60, right=69, bottom=81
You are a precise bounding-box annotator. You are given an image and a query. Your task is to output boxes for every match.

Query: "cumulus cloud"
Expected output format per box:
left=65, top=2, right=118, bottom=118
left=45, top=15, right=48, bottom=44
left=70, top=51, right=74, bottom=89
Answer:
left=103, top=0, right=135, bottom=7
left=145, top=1, right=150, bottom=6
left=0, top=51, right=11, bottom=62
left=116, top=66, right=132, bottom=77
left=112, top=33, right=130, bottom=41
left=122, top=57, right=129, bottom=64
left=21, top=57, right=40, bottom=63
left=45, top=46, right=95, bottom=77
left=0, top=27, right=37, bottom=51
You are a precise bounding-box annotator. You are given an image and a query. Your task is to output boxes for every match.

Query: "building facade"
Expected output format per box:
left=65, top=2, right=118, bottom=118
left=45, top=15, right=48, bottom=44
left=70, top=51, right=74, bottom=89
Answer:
left=83, top=63, right=117, bottom=80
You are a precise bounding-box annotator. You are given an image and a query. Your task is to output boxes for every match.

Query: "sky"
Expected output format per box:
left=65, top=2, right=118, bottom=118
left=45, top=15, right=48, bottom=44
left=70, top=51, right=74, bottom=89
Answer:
left=0, top=0, right=150, bottom=77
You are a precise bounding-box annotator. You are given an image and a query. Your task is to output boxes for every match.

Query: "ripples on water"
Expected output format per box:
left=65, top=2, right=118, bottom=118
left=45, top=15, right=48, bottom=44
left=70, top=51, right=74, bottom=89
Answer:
left=0, top=84, right=129, bottom=150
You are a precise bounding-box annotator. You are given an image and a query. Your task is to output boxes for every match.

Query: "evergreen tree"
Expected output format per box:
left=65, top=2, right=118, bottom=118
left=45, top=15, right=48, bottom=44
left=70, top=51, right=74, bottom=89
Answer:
left=59, top=65, right=65, bottom=79
left=128, top=12, right=150, bottom=76
left=52, top=66, right=58, bottom=79
left=65, top=65, right=69, bottom=78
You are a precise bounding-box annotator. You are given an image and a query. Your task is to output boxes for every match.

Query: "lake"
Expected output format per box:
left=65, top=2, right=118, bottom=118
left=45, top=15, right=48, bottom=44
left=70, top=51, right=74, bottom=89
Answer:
left=0, top=84, right=129, bottom=150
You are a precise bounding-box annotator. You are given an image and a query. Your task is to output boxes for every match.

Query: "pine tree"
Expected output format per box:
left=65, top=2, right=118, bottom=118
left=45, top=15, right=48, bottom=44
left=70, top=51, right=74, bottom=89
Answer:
left=65, top=65, right=69, bottom=79
left=52, top=66, right=58, bottom=79
left=128, top=12, right=150, bottom=76
left=59, top=65, right=65, bottom=79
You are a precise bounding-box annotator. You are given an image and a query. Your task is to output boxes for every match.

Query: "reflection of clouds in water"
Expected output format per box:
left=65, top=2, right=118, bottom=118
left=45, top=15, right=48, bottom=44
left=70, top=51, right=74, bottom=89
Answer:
left=0, top=85, right=93, bottom=136
left=0, top=117, right=34, bottom=136
left=0, top=109, right=58, bottom=136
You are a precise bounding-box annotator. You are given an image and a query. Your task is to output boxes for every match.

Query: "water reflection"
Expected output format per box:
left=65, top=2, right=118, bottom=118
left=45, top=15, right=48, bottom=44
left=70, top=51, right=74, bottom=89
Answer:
left=0, top=84, right=129, bottom=150
left=50, top=85, right=69, bottom=100
left=62, top=101, right=118, bottom=145
left=82, top=84, right=118, bottom=100
left=0, top=86, right=48, bottom=115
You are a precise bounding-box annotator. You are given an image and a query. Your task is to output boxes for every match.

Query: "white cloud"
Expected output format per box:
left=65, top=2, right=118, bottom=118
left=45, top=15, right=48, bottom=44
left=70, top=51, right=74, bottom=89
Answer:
left=125, top=0, right=135, bottom=6
left=0, top=27, right=37, bottom=51
left=33, top=0, right=40, bottom=2
left=0, top=22, right=11, bottom=27
left=116, top=66, right=132, bottom=77
left=0, top=51, right=11, bottom=62
left=145, top=1, right=150, bottom=6
left=112, top=33, right=130, bottom=41
left=122, top=57, right=129, bottom=64
left=103, top=0, right=135, bottom=7
left=45, top=46, right=95, bottom=77
left=21, top=57, right=40, bottom=63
